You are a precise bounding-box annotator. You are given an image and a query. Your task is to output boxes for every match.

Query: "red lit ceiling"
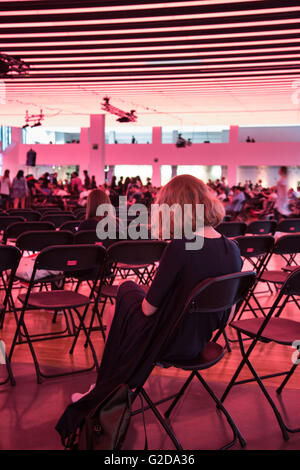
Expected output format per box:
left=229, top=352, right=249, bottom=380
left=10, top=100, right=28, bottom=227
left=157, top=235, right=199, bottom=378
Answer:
left=1, top=0, right=300, bottom=127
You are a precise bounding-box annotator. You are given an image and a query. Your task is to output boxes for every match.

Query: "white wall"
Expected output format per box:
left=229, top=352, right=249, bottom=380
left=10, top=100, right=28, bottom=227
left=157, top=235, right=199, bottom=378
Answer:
left=3, top=123, right=300, bottom=187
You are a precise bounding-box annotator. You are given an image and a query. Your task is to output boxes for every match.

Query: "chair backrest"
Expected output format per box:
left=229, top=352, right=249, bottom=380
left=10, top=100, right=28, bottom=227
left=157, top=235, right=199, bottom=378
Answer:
left=216, top=222, right=247, bottom=238
left=234, top=235, right=274, bottom=275
left=59, top=220, right=81, bottom=232
left=273, top=234, right=300, bottom=255
left=160, top=271, right=256, bottom=356
left=35, top=207, right=62, bottom=215
left=41, top=213, right=76, bottom=228
left=276, top=218, right=300, bottom=233
left=0, top=245, right=22, bottom=308
left=106, top=240, right=167, bottom=265
left=282, top=267, right=300, bottom=296
left=73, top=230, right=99, bottom=245
left=0, top=216, right=25, bottom=231
left=234, top=235, right=274, bottom=258
left=7, top=209, right=41, bottom=221
left=15, top=230, right=74, bottom=252
left=246, top=220, right=277, bottom=235
left=33, top=244, right=106, bottom=275
left=0, top=244, right=22, bottom=274
left=73, top=208, right=86, bottom=218
left=3, top=221, right=56, bottom=243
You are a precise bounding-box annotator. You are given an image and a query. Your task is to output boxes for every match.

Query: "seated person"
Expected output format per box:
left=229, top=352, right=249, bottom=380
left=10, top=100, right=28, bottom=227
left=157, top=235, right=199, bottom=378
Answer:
left=78, top=188, right=125, bottom=247
left=57, top=175, right=242, bottom=433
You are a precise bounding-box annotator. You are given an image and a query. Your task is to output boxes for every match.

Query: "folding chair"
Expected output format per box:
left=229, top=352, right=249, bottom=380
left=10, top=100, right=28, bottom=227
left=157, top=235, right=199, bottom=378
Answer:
left=246, top=220, right=277, bottom=236
left=0, top=245, right=22, bottom=386
left=73, top=208, right=86, bottom=219
left=35, top=207, right=62, bottom=215
left=216, top=222, right=247, bottom=238
left=8, top=244, right=106, bottom=384
left=232, top=235, right=274, bottom=320
left=221, top=268, right=300, bottom=441
left=2, top=221, right=55, bottom=244
left=59, top=220, right=81, bottom=232
left=276, top=218, right=300, bottom=235
left=73, top=230, right=99, bottom=245
left=79, top=240, right=167, bottom=347
left=41, top=213, right=76, bottom=228
left=0, top=216, right=25, bottom=233
left=257, top=235, right=300, bottom=310
left=0, top=230, right=75, bottom=330
left=7, top=209, right=41, bottom=221
left=132, top=271, right=256, bottom=450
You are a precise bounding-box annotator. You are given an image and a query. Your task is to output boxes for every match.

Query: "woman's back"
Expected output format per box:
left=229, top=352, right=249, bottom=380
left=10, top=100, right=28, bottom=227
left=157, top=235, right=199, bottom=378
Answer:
left=146, top=235, right=242, bottom=360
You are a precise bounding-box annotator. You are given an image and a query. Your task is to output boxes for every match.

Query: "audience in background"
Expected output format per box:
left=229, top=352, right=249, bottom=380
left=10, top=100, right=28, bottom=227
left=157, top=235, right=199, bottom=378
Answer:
left=0, top=169, right=11, bottom=209
left=0, top=168, right=299, bottom=220
left=11, top=170, right=28, bottom=209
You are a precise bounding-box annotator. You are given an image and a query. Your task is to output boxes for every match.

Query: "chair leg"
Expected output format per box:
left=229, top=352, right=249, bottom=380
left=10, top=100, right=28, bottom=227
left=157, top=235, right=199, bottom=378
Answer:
left=164, top=371, right=195, bottom=419
left=5, top=354, right=16, bottom=386
left=222, top=330, right=232, bottom=353
left=276, top=362, right=299, bottom=395
left=194, top=371, right=246, bottom=449
left=140, top=387, right=183, bottom=451
left=222, top=331, right=289, bottom=441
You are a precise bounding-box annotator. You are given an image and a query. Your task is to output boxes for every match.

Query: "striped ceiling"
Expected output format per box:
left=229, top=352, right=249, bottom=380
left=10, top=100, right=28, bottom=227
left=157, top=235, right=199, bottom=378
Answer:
left=1, top=0, right=300, bottom=127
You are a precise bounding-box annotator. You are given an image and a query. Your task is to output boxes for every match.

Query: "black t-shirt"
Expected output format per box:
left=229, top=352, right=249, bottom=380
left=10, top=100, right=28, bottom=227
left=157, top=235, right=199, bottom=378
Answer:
left=146, top=235, right=242, bottom=360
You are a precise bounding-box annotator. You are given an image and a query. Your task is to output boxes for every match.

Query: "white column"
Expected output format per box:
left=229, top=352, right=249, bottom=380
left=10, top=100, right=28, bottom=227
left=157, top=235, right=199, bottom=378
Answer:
left=89, top=114, right=105, bottom=186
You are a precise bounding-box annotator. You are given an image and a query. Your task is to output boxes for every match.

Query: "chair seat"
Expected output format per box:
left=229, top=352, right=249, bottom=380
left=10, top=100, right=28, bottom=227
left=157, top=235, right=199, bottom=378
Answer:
left=282, top=265, right=300, bottom=272
left=100, top=285, right=119, bottom=298
left=117, top=263, right=151, bottom=270
left=100, top=284, right=149, bottom=298
left=260, top=270, right=289, bottom=284
left=18, top=290, right=91, bottom=309
left=157, top=342, right=224, bottom=371
left=231, top=317, right=300, bottom=345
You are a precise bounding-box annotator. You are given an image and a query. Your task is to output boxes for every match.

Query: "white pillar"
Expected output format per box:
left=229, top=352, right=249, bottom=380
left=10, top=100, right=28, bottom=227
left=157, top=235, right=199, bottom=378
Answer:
left=89, top=114, right=105, bottom=186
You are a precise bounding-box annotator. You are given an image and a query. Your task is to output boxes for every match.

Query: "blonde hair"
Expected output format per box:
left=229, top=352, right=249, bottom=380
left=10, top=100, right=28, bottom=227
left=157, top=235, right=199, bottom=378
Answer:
left=155, top=174, right=225, bottom=233
left=86, top=189, right=111, bottom=220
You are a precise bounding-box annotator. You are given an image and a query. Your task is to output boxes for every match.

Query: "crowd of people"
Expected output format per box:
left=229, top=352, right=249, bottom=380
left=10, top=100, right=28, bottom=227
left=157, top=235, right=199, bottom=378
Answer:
left=0, top=166, right=299, bottom=221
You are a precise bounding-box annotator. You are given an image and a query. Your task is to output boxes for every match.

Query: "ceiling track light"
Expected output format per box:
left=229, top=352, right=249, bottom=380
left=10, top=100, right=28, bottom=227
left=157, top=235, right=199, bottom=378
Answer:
left=101, top=96, right=137, bottom=122
left=23, top=109, right=44, bottom=128
left=0, top=53, right=30, bottom=77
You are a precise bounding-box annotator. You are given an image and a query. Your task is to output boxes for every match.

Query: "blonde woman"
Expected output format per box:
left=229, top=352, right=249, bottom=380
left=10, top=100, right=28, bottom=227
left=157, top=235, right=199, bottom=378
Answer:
left=56, top=175, right=242, bottom=439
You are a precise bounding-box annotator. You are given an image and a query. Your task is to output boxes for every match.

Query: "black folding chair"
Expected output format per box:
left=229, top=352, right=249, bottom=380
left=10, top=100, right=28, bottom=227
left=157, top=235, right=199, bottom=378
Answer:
left=221, top=268, right=300, bottom=441
left=0, top=230, right=75, bottom=333
left=8, top=244, right=106, bottom=384
left=232, top=235, right=274, bottom=320
left=0, top=216, right=25, bottom=233
left=276, top=218, right=300, bottom=235
left=256, top=235, right=300, bottom=311
left=132, top=271, right=256, bottom=450
left=216, top=222, right=247, bottom=238
left=246, top=220, right=277, bottom=236
left=73, top=230, right=99, bottom=245
left=79, top=240, right=167, bottom=347
left=59, top=220, right=81, bottom=232
left=73, top=208, right=86, bottom=219
left=35, top=207, right=62, bottom=215
left=41, top=213, right=76, bottom=228
left=3, top=221, right=55, bottom=244
left=7, top=209, right=41, bottom=221
left=0, top=245, right=22, bottom=386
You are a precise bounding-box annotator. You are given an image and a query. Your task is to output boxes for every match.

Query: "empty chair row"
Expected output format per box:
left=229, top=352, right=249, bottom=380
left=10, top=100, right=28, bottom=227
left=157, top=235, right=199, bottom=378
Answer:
left=216, top=219, right=300, bottom=237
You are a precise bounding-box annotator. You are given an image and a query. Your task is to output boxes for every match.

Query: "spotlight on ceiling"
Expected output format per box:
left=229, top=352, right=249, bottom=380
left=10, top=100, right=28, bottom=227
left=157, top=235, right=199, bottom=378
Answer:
left=101, top=97, right=137, bottom=123
left=23, top=109, right=44, bottom=128
left=0, top=53, right=30, bottom=77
